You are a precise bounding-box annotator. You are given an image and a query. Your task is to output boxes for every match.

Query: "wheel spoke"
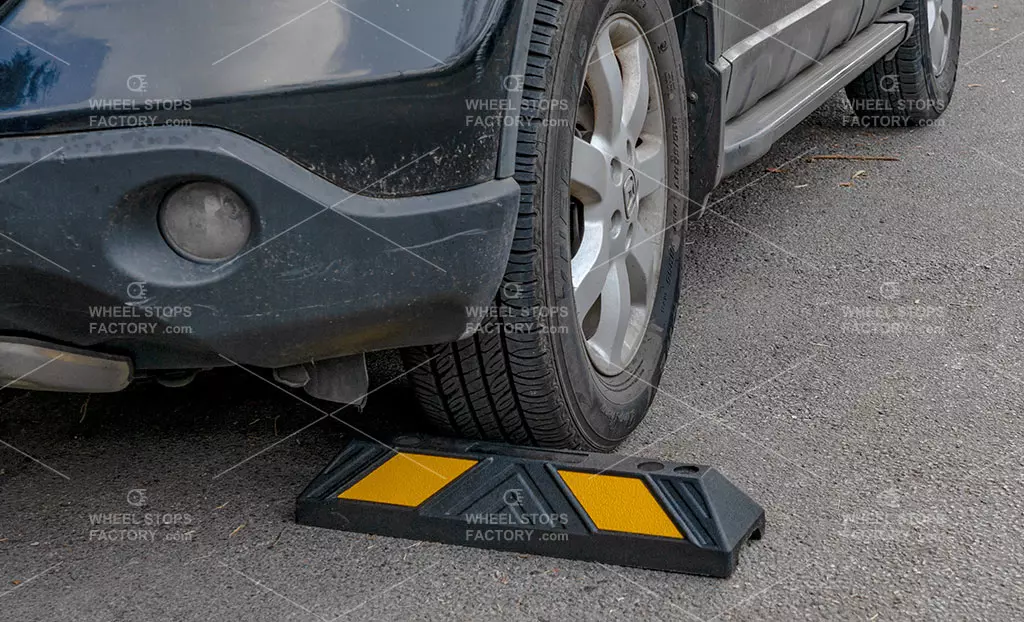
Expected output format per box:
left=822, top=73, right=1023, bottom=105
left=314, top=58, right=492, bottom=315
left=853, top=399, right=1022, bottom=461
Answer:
left=589, top=257, right=632, bottom=371
left=626, top=222, right=658, bottom=295
left=573, top=219, right=612, bottom=322
left=928, top=0, right=951, bottom=74
left=930, top=12, right=945, bottom=60
left=939, top=0, right=953, bottom=30
left=587, top=28, right=624, bottom=145
left=571, top=136, right=610, bottom=205
left=634, top=139, right=666, bottom=199
left=620, top=36, right=651, bottom=144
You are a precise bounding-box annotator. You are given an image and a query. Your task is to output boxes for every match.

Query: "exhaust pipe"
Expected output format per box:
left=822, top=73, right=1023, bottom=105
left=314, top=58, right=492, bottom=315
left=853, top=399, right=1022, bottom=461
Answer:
left=0, top=337, right=132, bottom=393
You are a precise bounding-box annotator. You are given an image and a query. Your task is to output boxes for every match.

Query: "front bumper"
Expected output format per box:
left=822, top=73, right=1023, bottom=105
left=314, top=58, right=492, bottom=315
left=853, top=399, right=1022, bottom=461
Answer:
left=0, top=126, right=519, bottom=369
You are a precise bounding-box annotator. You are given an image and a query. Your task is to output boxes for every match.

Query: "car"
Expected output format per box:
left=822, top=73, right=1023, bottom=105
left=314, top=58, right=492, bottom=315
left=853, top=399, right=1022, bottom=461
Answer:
left=0, top=0, right=961, bottom=450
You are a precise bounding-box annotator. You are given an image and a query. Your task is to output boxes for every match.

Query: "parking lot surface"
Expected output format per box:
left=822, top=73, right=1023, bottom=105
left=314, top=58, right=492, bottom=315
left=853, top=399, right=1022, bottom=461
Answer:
left=3, top=7, right=1024, bottom=620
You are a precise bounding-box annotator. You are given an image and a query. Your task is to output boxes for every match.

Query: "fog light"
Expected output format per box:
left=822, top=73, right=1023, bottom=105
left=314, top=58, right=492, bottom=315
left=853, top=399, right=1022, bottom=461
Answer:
left=159, top=182, right=252, bottom=263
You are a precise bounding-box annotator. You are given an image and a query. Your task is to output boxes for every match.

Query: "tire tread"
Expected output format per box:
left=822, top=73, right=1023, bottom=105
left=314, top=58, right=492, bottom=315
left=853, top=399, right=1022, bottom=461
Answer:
left=402, top=0, right=585, bottom=449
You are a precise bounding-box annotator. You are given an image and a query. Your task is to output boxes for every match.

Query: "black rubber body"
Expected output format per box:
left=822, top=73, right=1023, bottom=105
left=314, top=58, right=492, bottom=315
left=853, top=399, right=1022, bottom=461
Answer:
left=296, top=435, right=766, bottom=578
left=846, top=0, right=962, bottom=124
left=402, top=0, right=689, bottom=451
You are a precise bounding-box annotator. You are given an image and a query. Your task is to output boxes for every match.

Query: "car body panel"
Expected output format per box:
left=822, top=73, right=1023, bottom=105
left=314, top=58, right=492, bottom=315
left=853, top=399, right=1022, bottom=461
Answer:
left=715, top=0, right=902, bottom=122
left=857, top=0, right=905, bottom=32
left=0, top=0, right=523, bottom=196
left=721, top=19, right=911, bottom=176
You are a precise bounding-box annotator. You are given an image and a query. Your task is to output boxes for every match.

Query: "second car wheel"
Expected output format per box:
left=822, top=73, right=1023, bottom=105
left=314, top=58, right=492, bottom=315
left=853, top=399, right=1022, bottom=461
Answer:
left=846, top=0, right=962, bottom=125
left=402, top=0, right=689, bottom=451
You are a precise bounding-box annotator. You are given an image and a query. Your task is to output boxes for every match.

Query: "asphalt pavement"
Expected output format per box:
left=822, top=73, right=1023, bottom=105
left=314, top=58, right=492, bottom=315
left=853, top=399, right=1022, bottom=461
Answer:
left=3, top=6, right=1024, bottom=621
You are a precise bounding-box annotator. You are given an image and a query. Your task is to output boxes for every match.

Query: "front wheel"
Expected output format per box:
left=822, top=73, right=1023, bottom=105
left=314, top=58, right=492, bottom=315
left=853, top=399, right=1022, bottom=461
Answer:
left=401, top=0, right=689, bottom=451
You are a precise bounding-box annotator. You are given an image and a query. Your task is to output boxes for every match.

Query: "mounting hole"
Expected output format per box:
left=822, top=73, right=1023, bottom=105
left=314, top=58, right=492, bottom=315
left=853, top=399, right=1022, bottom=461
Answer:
left=674, top=465, right=700, bottom=473
left=637, top=461, right=663, bottom=471
left=611, top=209, right=625, bottom=236
left=611, top=157, right=624, bottom=185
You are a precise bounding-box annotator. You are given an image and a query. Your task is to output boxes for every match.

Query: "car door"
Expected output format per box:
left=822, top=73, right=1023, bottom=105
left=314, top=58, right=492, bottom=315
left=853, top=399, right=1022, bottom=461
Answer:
left=715, top=0, right=869, bottom=121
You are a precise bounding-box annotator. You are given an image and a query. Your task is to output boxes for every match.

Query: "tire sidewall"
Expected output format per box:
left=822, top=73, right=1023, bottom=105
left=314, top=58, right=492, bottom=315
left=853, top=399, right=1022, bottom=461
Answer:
left=532, top=0, right=688, bottom=448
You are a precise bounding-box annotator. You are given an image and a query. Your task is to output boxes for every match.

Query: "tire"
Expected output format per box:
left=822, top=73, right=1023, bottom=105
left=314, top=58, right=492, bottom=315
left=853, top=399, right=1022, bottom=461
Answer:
left=846, top=0, right=962, bottom=126
left=401, top=0, right=689, bottom=451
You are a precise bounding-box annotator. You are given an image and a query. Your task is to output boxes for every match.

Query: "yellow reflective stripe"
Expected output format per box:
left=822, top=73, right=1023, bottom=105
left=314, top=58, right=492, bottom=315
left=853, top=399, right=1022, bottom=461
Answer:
left=338, top=453, right=477, bottom=507
left=558, top=470, right=683, bottom=539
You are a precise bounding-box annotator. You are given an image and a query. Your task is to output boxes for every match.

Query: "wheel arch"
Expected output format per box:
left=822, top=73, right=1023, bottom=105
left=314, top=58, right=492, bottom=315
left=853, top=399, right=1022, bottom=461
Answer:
left=670, top=0, right=725, bottom=213
left=498, top=0, right=724, bottom=212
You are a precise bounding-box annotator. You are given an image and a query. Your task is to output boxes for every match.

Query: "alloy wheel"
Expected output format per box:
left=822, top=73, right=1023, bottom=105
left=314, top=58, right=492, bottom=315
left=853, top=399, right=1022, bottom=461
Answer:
left=569, top=15, right=668, bottom=376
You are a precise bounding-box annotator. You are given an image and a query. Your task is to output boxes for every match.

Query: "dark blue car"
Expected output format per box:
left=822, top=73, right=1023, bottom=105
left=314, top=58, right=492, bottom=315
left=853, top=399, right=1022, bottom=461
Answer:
left=0, top=0, right=961, bottom=449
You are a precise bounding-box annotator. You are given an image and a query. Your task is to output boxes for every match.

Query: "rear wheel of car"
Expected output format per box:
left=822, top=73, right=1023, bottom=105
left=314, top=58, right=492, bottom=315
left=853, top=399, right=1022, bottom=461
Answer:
left=401, top=0, right=689, bottom=451
left=846, top=0, right=962, bottom=125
